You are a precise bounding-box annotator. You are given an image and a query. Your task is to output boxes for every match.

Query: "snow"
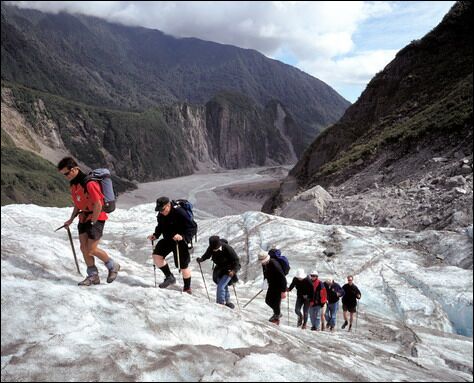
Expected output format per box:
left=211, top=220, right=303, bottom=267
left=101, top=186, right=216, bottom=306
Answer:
left=1, top=203, right=473, bottom=381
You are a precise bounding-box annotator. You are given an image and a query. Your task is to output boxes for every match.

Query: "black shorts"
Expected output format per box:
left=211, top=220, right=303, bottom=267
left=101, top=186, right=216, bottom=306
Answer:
left=78, top=220, right=105, bottom=240
left=342, top=303, right=357, bottom=313
left=153, top=239, right=190, bottom=269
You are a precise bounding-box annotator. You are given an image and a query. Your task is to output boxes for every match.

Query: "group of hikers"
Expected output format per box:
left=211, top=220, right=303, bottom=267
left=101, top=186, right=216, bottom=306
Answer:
left=58, top=157, right=361, bottom=330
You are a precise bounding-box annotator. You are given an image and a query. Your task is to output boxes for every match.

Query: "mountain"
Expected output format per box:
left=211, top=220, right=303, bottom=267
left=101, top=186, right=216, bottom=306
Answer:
left=0, top=4, right=349, bottom=143
left=263, top=1, right=473, bottom=232
left=1, top=3, right=350, bottom=206
left=1, top=205, right=472, bottom=380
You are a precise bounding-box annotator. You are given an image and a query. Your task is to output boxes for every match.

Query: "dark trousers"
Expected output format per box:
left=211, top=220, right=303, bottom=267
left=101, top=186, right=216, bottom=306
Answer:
left=265, top=287, right=282, bottom=316
left=295, top=296, right=310, bottom=325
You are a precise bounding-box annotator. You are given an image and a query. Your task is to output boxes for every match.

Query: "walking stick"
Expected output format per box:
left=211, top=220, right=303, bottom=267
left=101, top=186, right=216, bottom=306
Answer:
left=232, top=284, right=241, bottom=310
left=287, top=291, right=290, bottom=326
left=198, top=261, right=211, bottom=302
left=152, top=240, right=156, bottom=288
left=243, top=289, right=263, bottom=308
left=355, top=299, right=359, bottom=333
left=55, top=224, right=81, bottom=275
left=176, top=241, right=181, bottom=272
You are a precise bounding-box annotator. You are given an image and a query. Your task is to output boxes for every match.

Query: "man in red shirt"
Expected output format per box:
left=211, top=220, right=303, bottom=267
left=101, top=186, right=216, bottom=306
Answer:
left=58, top=157, right=120, bottom=286
left=308, top=270, right=327, bottom=331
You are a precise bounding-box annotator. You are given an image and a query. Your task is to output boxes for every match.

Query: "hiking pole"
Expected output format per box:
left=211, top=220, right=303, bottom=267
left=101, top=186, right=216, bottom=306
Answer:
left=176, top=241, right=181, bottom=272
left=55, top=224, right=81, bottom=275
left=152, top=240, right=156, bottom=288
left=355, top=300, right=359, bottom=333
left=243, top=289, right=263, bottom=308
left=287, top=291, right=290, bottom=326
left=232, top=284, right=241, bottom=310
left=198, top=261, right=211, bottom=302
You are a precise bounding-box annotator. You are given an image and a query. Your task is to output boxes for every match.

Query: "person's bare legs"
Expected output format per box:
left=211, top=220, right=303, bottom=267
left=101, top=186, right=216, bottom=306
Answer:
left=88, top=238, right=109, bottom=263
left=153, top=254, right=166, bottom=267
left=181, top=267, right=191, bottom=279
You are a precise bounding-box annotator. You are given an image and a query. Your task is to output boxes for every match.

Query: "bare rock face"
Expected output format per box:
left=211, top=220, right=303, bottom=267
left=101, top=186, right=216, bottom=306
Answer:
left=279, top=185, right=333, bottom=221
left=205, top=93, right=298, bottom=169
left=276, top=146, right=473, bottom=231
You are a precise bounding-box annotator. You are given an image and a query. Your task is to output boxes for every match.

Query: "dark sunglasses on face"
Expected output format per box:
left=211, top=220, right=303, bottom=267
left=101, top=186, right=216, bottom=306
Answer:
left=62, top=168, right=75, bottom=177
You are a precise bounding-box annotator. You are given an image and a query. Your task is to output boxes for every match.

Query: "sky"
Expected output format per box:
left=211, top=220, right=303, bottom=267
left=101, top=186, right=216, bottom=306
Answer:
left=8, top=1, right=455, bottom=102
left=1, top=202, right=472, bottom=381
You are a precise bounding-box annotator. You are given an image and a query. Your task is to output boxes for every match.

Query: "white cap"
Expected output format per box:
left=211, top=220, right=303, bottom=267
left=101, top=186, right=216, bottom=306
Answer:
left=295, top=269, right=306, bottom=279
left=310, top=270, right=319, bottom=276
left=258, top=251, right=270, bottom=263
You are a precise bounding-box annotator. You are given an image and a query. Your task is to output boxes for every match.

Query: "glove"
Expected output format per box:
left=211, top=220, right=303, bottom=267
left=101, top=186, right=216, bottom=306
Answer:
left=196, top=257, right=202, bottom=263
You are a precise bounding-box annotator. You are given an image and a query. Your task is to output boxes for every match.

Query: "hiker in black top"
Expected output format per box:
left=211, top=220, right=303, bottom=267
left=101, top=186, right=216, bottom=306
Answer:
left=196, top=236, right=240, bottom=309
left=324, top=277, right=345, bottom=331
left=288, top=268, right=313, bottom=329
left=341, top=275, right=361, bottom=331
left=147, top=196, right=196, bottom=293
left=258, top=251, right=287, bottom=324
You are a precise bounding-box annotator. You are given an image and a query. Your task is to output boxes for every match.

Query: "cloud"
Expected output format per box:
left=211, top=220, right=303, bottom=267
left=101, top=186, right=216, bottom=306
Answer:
left=7, top=1, right=454, bottom=102
left=300, top=49, right=399, bottom=86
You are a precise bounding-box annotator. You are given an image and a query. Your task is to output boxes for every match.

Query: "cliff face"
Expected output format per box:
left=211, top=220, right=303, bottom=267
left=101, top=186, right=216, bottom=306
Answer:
left=263, top=1, right=473, bottom=231
left=1, top=87, right=299, bottom=184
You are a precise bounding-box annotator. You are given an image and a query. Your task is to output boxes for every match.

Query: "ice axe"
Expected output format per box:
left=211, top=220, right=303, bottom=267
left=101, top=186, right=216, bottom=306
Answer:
left=55, top=224, right=81, bottom=275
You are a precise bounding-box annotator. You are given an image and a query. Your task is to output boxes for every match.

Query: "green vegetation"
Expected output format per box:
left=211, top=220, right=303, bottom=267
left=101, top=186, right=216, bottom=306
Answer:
left=6, top=83, right=194, bottom=182
left=318, top=74, right=472, bottom=178
left=295, top=2, right=473, bottom=187
left=1, top=146, right=71, bottom=206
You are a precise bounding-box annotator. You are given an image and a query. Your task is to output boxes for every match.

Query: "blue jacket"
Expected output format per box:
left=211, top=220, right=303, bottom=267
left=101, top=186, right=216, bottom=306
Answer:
left=324, top=281, right=345, bottom=304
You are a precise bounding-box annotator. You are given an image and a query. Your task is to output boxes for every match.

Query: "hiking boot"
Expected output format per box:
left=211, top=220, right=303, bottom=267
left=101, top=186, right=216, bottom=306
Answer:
left=348, top=323, right=352, bottom=332
left=329, top=325, right=335, bottom=332
left=269, top=317, right=280, bottom=325
left=297, top=315, right=303, bottom=327
left=301, top=323, right=307, bottom=330
left=107, top=262, right=121, bottom=283
left=78, top=274, right=100, bottom=286
left=268, top=314, right=282, bottom=322
left=311, top=326, right=316, bottom=331
left=341, top=320, right=348, bottom=329
left=321, top=323, right=326, bottom=331
left=225, top=302, right=235, bottom=309
left=159, top=274, right=176, bottom=288
left=183, top=288, right=192, bottom=295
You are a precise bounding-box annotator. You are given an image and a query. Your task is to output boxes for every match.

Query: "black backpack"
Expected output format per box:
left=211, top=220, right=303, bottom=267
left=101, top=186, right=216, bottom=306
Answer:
left=173, top=199, right=198, bottom=244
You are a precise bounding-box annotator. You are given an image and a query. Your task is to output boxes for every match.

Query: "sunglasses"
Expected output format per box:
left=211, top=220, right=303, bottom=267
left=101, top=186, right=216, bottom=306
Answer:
left=62, top=168, right=74, bottom=177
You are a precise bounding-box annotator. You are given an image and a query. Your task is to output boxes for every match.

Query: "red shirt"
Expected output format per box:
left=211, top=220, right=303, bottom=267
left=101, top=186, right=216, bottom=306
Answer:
left=71, top=181, right=108, bottom=223
left=311, top=279, right=327, bottom=306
